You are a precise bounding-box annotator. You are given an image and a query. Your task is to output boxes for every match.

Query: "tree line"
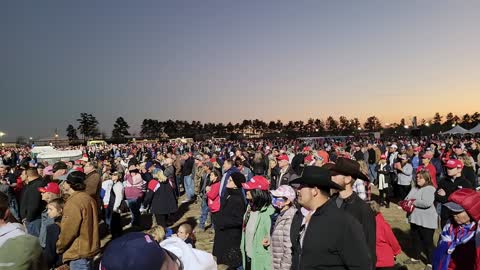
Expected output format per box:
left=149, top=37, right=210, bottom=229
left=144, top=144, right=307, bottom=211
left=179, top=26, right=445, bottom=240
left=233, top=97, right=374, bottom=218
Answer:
left=64, top=112, right=480, bottom=141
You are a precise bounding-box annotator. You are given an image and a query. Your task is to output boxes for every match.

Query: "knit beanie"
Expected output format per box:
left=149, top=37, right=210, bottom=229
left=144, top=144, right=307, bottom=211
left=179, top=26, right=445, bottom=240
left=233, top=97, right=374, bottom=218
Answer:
left=230, top=172, right=246, bottom=188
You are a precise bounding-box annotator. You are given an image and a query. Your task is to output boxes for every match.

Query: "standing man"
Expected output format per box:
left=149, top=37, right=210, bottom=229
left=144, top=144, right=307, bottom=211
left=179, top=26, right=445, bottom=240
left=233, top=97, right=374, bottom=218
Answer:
left=328, top=158, right=377, bottom=269
left=275, top=154, right=298, bottom=190
left=83, top=161, right=102, bottom=208
left=417, top=152, right=437, bottom=187
left=20, top=167, right=47, bottom=237
left=181, top=152, right=195, bottom=203
left=57, top=171, right=100, bottom=270
left=289, top=166, right=372, bottom=270
left=367, top=143, right=377, bottom=182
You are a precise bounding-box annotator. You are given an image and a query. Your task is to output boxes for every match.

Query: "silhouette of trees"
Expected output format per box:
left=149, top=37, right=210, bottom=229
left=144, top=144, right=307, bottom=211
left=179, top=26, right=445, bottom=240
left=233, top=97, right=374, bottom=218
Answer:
left=77, top=113, right=100, bottom=140
left=112, top=117, right=130, bottom=139
left=66, top=124, right=78, bottom=141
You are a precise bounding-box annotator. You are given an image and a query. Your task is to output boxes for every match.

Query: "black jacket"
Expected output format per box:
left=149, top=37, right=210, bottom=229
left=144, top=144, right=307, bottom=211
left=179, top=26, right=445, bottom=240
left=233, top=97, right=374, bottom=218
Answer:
left=332, top=192, right=376, bottom=269
left=435, top=176, right=473, bottom=227
left=272, top=165, right=298, bottom=190
left=20, top=177, right=47, bottom=222
left=213, top=188, right=247, bottom=268
left=290, top=199, right=372, bottom=270
left=251, top=158, right=268, bottom=176
left=367, top=149, right=376, bottom=164
left=291, top=154, right=306, bottom=175
left=182, top=157, right=194, bottom=177
left=461, top=167, right=476, bottom=188
left=144, top=180, right=178, bottom=215
left=43, top=221, right=62, bottom=268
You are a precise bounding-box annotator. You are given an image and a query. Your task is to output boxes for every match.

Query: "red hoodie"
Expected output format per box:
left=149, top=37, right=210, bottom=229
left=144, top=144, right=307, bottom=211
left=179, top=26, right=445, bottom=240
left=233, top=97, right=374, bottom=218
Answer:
left=375, top=213, right=402, bottom=268
left=206, top=181, right=221, bottom=213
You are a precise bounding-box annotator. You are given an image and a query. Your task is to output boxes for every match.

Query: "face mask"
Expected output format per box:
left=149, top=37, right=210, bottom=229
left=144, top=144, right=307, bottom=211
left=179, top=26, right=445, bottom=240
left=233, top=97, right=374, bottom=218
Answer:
left=272, top=197, right=286, bottom=209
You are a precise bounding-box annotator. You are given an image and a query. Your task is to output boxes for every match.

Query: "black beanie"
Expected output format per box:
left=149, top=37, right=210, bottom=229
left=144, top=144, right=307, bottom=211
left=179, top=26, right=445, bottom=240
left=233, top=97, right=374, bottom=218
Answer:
left=230, top=172, right=246, bottom=188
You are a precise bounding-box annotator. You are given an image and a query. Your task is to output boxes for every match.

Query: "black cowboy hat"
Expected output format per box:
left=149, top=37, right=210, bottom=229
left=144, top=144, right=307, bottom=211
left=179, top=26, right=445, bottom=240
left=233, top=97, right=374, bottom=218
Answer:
left=327, top=157, right=369, bottom=181
left=290, top=166, right=343, bottom=190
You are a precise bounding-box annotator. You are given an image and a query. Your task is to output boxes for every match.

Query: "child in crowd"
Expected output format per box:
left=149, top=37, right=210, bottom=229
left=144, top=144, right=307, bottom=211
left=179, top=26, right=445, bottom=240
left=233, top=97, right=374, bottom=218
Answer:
left=177, top=223, right=196, bottom=248
left=147, top=225, right=166, bottom=243
left=43, top=198, right=65, bottom=269
left=368, top=201, right=403, bottom=270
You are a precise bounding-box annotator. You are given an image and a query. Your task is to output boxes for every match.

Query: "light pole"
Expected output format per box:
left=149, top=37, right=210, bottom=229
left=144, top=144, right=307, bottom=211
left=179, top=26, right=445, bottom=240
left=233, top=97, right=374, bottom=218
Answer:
left=0, top=132, right=5, bottom=146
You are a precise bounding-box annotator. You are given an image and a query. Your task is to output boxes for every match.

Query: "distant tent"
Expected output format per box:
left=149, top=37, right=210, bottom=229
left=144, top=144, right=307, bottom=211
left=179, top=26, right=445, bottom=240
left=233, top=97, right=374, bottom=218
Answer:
left=469, top=124, right=480, bottom=133
left=442, top=125, right=470, bottom=135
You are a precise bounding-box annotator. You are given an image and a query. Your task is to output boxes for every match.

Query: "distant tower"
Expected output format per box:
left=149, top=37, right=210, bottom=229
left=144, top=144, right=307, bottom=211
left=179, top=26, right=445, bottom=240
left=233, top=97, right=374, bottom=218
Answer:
left=412, top=116, right=417, bottom=129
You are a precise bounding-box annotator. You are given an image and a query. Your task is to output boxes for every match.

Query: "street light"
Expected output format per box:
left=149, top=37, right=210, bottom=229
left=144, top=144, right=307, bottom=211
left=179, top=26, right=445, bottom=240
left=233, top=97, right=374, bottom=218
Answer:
left=404, top=125, right=409, bottom=129
left=452, top=124, right=456, bottom=127
left=0, top=131, right=5, bottom=138
left=425, top=123, right=430, bottom=127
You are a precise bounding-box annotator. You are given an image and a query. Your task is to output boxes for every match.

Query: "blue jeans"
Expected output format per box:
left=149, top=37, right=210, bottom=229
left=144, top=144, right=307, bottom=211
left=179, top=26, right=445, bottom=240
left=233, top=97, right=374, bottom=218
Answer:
left=184, top=175, right=194, bottom=201
left=199, top=198, right=210, bottom=228
left=126, top=198, right=141, bottom=226
left=69, top=258, right=92, bottom=270
left=368, top=164, right=377, bottom=183
left=25, top=218, right=41, bottom=237
left=104, top=208, right=112, bottom=228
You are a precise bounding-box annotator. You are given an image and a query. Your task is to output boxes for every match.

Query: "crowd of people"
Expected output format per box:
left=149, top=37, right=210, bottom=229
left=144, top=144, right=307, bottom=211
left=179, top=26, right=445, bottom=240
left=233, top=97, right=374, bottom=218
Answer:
left=1, top=135, right=480, bottom=270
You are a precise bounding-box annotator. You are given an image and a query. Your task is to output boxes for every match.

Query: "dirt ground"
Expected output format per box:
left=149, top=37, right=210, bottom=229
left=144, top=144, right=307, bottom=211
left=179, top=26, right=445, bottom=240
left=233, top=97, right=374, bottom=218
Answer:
left=98, top=187, right=435, bottom=270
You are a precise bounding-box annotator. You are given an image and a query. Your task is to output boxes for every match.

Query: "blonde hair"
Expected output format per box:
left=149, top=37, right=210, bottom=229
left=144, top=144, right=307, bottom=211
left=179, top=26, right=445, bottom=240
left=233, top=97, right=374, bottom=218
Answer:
left=368, top=201, right=380, bottom=215
left=153, top=170, right=167, bottom=182
left=459, top=154, right=473, bottom=168
left=358, top=160, right=369, bottom=176
left=102, top=172, right=111, bottom=182
left=147, top=225, right=165, bottom=242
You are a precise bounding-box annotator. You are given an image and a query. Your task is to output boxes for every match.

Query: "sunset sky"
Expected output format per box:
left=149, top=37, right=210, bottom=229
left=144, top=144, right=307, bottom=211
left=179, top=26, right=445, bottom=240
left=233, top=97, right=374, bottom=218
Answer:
left=1, top=1, right=480, bottom=140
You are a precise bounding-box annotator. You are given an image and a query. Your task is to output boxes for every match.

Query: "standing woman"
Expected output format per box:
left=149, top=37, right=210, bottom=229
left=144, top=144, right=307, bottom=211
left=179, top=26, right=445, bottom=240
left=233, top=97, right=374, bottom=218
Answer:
left=206, top=169, right=221, bottom=228
left=376, top=155, right=393, bottom=208
left=396, top=154, right=413, bottom=200
left=458, top=153, right=477, bottom=188
left=241, top=176, right=275, bottom=270
left=106, top=171, right=124, bottom=239
left=404, top=170, right=438, bottom=267
left=270, top=185, right=297, bottom=270
left=213, top=172, right=247, bottom=270
left=252, top=152, right=268, bottom=176
left=144, top=169, right=178, bottom=228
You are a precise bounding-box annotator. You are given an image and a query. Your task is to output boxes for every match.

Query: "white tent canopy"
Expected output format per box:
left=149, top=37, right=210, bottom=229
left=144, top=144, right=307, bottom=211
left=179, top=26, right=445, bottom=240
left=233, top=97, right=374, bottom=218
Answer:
left=469, top=124, right=480, bottom=133
left=442, top=125, right=470, bottom=135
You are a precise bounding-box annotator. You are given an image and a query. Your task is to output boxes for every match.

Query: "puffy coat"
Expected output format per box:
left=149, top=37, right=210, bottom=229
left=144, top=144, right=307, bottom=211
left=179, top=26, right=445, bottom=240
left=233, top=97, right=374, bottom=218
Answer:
left=271, top=206, right=296, bottom=270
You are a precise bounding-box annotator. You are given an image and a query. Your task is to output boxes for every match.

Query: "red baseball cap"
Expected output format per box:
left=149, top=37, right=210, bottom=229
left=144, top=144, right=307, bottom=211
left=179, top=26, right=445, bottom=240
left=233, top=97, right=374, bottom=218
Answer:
left=242, top=176, right=270, bottom=191
left=304, top=155, right=313, bottom=162
left=303, top=146, right=311, bottom=152
left=38, top=182, right=61, bottom=195
left=380, top=154, right=387, bottom=160
left=445, top=159, right=464, bottom=169
left=277, top=154, right=289, bottom=162
left=422, top=152, right=433, bottom=159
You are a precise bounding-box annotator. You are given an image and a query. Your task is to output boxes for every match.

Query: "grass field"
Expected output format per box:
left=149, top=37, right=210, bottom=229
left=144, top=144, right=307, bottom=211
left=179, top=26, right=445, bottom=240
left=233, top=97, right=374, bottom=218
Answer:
left=98, top=187, right=435, bottom=270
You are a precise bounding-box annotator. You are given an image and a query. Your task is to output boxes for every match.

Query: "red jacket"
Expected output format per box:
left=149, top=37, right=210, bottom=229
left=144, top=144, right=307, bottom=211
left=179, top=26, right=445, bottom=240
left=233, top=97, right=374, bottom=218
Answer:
left=206, top=181, right=220, bottom=213
left=417, top=163, right=437, bottom=187
left=375, top=213, right=401, bottom=268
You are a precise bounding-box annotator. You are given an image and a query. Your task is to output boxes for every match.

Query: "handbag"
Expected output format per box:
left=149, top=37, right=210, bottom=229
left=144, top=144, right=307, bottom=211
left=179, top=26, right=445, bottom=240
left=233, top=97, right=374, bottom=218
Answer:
left=399, top=199, right=416, bottom=214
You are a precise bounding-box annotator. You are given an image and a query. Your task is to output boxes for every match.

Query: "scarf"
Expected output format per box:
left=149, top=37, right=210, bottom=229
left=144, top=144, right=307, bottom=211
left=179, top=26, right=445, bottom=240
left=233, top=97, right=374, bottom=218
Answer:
left=378, top=163, right=388, bottom=190
left=433, top=221, right=477, bottom=270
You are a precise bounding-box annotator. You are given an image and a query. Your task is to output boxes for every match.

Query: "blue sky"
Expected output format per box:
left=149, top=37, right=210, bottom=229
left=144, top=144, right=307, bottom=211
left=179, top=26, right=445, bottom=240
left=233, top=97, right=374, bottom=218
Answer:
left=1, top=1, right=480, bottom=140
